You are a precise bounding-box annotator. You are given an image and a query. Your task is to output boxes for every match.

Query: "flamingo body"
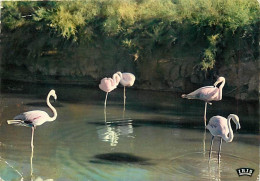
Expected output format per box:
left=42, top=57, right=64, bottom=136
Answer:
left=182, top=76, right=226, bottom=102
left=99, top=73, right=120, bottom=109
left=207, top=114, right=240, bottom=142
left=181, top=77, right=226, bottom=126
left=118, top=72, right=135, bottom=87
left=182, top=86, right=220, bottom=102
left=11, top=110, right=53, bottom=127
left=99, top=77, right=118, bottom=93
left=207, top=116, right=230, bottom=139
left=207, top=114, right=241, bottom=162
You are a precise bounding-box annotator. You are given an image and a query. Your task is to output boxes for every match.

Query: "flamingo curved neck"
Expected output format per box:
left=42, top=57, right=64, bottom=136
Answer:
left=218, top=79, right=225, bottom=100
left=113, top=74, right=120, bottom=86
left=223, top=116, right=233, bottom=142
left=46, top=94, right=57, bottom=121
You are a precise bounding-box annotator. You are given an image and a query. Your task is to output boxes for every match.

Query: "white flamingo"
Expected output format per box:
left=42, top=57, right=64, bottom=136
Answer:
left=206, top=114, right=241, bottom=162
left=7, top=89, right=57, bottom=149
left=116, top=72, right=135, bottom=110
left=182, top=77, right=225, bottom=127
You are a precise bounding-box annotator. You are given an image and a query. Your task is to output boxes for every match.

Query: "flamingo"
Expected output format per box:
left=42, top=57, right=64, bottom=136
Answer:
left=7, top=89, right=57, bottom=149
left=116, top=72, right=135, bottom=110
left=181, top=77, right=225, bottom=127
left=206, top=114, right=241, bottom=162
left=99, top=73, right=121, bottom=109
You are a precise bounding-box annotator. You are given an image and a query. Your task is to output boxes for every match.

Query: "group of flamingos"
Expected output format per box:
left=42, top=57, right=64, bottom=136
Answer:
left=7, top=72, right=240, bottom=163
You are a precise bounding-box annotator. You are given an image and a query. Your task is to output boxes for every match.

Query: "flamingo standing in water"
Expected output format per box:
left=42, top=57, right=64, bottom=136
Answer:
left=99, top=73, right=121, bottom=109
left=207, top=114, right=241, bottom=163
left=181, top=77, right=225, bottom=127
left=7, top=89, right=57, bottom=149
left=116, top=72, right=135, bottom=110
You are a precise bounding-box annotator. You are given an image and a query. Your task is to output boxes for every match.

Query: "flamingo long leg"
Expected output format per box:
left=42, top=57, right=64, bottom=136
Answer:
left=31, top=127, right=34, bottom=149
left=104, top=107, right=107, bottom=123
left=30, top=142, right=34, bottom=178
left=204, top=102, right=207, bottom=127
left=104, top=92, right=108, bottom=109
left=123, top=86, right=126, bottom=111
left=218, top=138, right=222, bottom=163
left=209, top=136, right=214, bottom=160
left=203, top=129, right=206, bottom=155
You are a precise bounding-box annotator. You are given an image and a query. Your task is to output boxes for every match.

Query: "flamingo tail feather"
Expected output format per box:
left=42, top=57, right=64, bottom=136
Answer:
left=7, top=120, right=23, bottom=124
left=7, top=120, right=32, bottom=127
left=181, top=94, right=195, bottom=99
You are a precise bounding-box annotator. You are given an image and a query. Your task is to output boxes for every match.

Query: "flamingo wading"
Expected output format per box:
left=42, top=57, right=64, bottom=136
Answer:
left=116, top=72, right=135, bottom=110
left=181, top=77, right=225, bottom=127
left=99, top=73, right=121, bottom=109
left=7, top=89, right=57, bottom=149
left=206, top=114, right=241, bottom=162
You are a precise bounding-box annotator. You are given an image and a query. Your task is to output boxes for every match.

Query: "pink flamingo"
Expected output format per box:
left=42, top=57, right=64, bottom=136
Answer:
left=7, top=89, right=57, bottom=149
left=181, top=77, right=225, bottom=127
left=116, top=72, right=135, bottom=110
left=99, top=73, right=121, bottom=109
left=207, top=114, right=241, bottom=162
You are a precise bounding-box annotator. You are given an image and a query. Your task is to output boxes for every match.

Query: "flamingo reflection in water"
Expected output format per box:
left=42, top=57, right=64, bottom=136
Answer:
left=182, top=77, right=226, bottom=127
left=206, top=114, right=241, bottom=163
left=97, top=121, right=134, bottom=146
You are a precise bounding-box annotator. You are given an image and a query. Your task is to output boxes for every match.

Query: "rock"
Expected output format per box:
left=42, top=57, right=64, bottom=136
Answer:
left=248, top=75, right=258, bottom=92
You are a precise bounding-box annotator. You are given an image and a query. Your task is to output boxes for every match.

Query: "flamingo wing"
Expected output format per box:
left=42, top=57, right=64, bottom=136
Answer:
left=99, top=78, right=117, bottom=92
left=14, top=110, right=49, bottom=126
left=121, top=73, right=135, bottom=87
left=186, top=86, right=218, bottom=101
left=199, top=87, right=219, bottom=101
left=207, top=116, right=228, bottom=137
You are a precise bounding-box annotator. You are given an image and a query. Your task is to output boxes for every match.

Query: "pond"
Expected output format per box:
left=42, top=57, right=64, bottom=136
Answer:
left=0, top=81, right=259, bottom=180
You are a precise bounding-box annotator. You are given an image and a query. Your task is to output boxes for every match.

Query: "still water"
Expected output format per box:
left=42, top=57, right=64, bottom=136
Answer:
left=0, top=82, right=259, bottom=180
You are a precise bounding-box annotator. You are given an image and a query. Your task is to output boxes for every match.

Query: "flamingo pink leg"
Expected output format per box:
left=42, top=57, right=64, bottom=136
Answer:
left=30, top=140, right=34, bottom=178
left=218, top=138, right=222, bottom=163
left=209, top=136, right=214, bottom=160
left=123, top=86, right=126, bottom=111
left=104, top=92, right=108, bottom=109
left=204, top=102, right=207, bottom=127
left=31, top=127, right=34, bottom=149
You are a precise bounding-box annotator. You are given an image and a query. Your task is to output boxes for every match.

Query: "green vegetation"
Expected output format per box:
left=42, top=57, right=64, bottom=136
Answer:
left=1, top=0, right=259, bottom=77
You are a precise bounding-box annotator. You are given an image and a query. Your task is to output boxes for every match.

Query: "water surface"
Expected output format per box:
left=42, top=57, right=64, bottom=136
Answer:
left=0, top=82, right=259, bottom=180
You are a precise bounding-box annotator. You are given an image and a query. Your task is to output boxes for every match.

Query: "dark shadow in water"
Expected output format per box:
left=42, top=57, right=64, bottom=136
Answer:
left=91, top=153, right=153, bottom=165
left=26, top=102, right=63, bottom=107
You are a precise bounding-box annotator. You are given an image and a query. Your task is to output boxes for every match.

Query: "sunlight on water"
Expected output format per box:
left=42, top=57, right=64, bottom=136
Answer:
left=0, top=84, right=259, bottom=180
left=97, top=121, right=134, bottom=147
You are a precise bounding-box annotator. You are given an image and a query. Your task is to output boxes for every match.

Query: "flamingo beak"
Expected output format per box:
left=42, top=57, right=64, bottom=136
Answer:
left=236, top=123, right=241, bottom=130
left=214, top=80, right=219, bottom=87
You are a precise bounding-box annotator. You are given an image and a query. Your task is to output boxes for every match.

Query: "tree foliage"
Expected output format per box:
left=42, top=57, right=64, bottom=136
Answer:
left=2, top=0, right=259, bottom=73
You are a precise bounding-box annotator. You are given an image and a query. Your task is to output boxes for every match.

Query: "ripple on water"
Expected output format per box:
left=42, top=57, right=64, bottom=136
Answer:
left=55, top=145, right=129, bottom=180
left=152, top=151, right=258, bottom=180
left=0, top=158, right=24, bottom=181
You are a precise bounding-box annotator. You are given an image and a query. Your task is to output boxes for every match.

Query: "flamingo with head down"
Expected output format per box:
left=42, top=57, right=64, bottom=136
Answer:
left=7, top=89, right=57, bottom=149
left=181, top=77, right=226, bottom=127
left=99, top=73, right=121, bottom=109
left=116, top=72, right=135, bottom=110
left=207, top=114, right=241, bottom=163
